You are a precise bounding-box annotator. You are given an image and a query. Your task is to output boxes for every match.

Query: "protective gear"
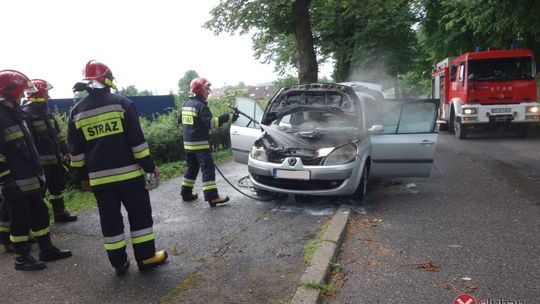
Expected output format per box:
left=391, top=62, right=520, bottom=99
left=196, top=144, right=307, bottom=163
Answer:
left=37, top=233, right=72, bottom=261
left=82, top=60, right=117, bottom=89
left=231, top=111, right=240, bottom=123
left=180, top=94, right=231, bottom=204
left=137, top=250, right=168, bottom=271
left=182, top=192, right=198, bottom=202
left=115, top=257, right=130, bottom=276
left=0, top=70, right=36, bottom=102
left=209, top=195, right=230, bottom=208
left=23, top=85, right=77, bottom=223
left=26, top=79, right=53, bottom=101
left=189, top=77, right=211, bottom=97
left=67, top=77, right=162, bottom=273
left=13, top=243, right=46, bottom=271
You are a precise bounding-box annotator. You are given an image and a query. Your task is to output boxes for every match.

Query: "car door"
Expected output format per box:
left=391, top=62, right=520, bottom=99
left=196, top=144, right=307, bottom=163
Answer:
left=369, top=99, right=439, bottom=177
left=230, top=96, right=264, bottom=164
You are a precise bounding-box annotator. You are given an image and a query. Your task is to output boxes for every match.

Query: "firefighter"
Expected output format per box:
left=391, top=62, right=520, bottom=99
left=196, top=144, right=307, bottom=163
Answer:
left=23, top=79, right=77, bottom=222
left=180, top=77, right=238, bottom=207
left=0, top=196, right=11, bottom=252
left=68, top=60, right=167, bottom=275
left=0, top=69, right=72, bottom=270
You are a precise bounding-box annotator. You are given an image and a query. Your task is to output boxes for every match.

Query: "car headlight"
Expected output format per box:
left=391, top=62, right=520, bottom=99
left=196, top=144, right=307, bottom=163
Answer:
left=250, top=145, right=267, bottom=161
left=463, top=108, right=477, bottom=115
left=526, top=106, right=539, bottom=113
left=322, top=144, right=357, bottom=165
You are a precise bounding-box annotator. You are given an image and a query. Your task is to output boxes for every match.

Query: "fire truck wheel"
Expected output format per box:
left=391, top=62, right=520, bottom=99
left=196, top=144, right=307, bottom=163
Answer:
left=454, top=119, right=467, bottom=139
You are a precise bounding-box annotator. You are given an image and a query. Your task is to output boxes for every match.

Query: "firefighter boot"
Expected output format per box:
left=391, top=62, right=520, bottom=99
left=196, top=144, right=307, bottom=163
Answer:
left=115, top=257, right=130, bottom=276
left=137, top=250, right=168, bottom=271
left=182, top=193, right=198, bottom=202
left=37, top=234, right=72, bottom=261
left=13, top=242, right=46, bottom=271
left=208, top=195, right=230, bottom=207
left=0, top=232, right=13, bottom=252
left=51, top=198, right=78, bottom=222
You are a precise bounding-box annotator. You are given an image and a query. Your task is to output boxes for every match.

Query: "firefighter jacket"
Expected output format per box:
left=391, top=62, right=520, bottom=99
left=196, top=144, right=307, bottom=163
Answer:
left=67, top=89, right=155, bottom=190
left=181, top=95, right=230, bottom=150
left=0, top=103, right=44, bottom=199
left=22, top=102, right=68, bottom=167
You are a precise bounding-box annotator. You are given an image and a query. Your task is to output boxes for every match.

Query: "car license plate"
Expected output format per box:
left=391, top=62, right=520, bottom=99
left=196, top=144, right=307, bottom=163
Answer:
left=272, top=169, right=310, bottom=180
left=491, top=108, right=511, bottom=113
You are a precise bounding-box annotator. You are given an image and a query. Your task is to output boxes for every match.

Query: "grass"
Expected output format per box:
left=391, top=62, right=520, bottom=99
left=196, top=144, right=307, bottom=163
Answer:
left=60, top=148, right=232, bottom=214
left=160, top=274, right=202, bottom=303
left=303, top=220, right=330, bottom=265
left=299, top=280, right=337, bottom=294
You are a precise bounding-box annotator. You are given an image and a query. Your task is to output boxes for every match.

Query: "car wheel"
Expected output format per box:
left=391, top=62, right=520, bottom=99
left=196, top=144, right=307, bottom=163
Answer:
left=353, top=166, right=368, bottom=202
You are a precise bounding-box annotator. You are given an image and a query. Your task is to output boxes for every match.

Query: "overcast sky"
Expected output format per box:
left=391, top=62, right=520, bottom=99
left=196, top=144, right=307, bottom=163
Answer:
left=2, top=0, right=328, bottom=98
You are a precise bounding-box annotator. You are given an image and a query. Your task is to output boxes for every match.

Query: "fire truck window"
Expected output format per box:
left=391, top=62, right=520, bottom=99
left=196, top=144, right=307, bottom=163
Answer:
left=459, top=64, right=464, bottom=83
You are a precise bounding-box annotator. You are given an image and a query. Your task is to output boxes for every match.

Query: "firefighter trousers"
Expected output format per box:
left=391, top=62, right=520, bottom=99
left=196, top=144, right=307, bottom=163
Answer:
left=181, top=149, right=219, bottom=201
left=93, top=177, right=156, bottom=267
left=3, top=192, right=50, bottom=248
left=43, top=164, right=67, bottom=212
left=0, top=198, right=9, bottom=245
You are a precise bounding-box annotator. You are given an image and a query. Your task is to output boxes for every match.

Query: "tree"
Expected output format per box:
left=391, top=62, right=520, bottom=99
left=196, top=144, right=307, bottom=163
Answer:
left=117, top=85, right=153, bottom=96
left=177, top=70, right=199, bottom=102
left=205, top=0, right=318, bottom=83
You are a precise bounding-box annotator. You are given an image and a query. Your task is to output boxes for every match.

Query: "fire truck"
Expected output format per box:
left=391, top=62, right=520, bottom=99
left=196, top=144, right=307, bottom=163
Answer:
left=432, top=48, right=539, bottom=139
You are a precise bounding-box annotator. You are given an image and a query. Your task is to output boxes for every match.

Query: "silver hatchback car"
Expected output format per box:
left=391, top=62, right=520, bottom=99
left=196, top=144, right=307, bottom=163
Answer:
left=230, top=83, right=438, bottom=201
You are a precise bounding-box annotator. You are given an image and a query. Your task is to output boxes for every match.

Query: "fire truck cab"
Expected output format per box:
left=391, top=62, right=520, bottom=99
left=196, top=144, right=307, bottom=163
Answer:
left=432, top=48, right=539, bottom=139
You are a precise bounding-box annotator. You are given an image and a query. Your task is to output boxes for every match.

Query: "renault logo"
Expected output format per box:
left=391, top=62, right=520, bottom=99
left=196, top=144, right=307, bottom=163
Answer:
left=288, top=158, right=297, bottom=166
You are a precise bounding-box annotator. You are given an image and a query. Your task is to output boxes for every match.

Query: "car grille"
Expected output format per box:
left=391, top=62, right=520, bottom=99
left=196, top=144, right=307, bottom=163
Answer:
left=253, top=174, right=343, bottom=190
left=267, top=155, right=323, bottom=165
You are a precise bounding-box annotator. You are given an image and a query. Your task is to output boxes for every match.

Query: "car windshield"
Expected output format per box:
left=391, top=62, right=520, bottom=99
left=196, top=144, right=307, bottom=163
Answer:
left=468, top=57, right=534, bottom=81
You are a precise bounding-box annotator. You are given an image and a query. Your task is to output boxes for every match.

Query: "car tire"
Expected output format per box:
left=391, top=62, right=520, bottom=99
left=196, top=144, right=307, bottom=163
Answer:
left=454, top=116, right=467, bottom=139
left=353, top=166, right=368, bottom=202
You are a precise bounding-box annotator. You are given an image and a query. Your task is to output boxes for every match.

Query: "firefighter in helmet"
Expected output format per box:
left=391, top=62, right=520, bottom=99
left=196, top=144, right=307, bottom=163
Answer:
left=0, top=69, right=72, bottom=270
left=180, top=77, right=238, bottom=207
left=68, top=60, right=167, bottom=275
left=23, top=79, right=77, bottom=222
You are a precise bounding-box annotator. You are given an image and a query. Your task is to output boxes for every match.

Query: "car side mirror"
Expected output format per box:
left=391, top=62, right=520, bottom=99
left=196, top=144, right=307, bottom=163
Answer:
left=368, top=125, right=384, bottom=135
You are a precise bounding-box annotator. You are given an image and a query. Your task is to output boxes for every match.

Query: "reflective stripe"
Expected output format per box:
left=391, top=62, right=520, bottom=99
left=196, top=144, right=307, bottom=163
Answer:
left=40, top=155, right=58, bottom=165
left=104, top=239, right=126, bottom=251
left=0, top=227, right=9, bottom=233
left=29, top=98, right=47, bottom=103
left=0, top=170, right=10, bottom=178
left=49, top=194, right=63, bottom=199
left=34, top=125, right=48, bottom=132
left=104, top=234, right=125, bottom=243
left=182, top=110, right=198, bottom=117
left=0, top=154, right=6, bottom=162
left=131, top=227, right=153, bottom=237
left=5, top=130, right=23, bottom=141
left=182, top=106, right=197, bottom=112
left=74, top=110, right=124, bottom=129
left=31, top=227, right=49, bottom=237
left=132, top=143, right=150, bottom=159
left=0, top=221, right=9, bottom=226
left=15, top=177, right=40, bottom=192
left=132, top=233, right=154, bottom=245
left=183, top=178, right=195, bottom=183
left=203, top=185, right=218, bottom=191
left=184, top=140, right=211, bottom=150
left=89, top=165, right=143, bottom=186
left=70, top=159, right=86, bottom=167
left=10, top=235, right=28, bottom=243
left=32, top=120, right=47, bottom=131
left=210, top=117, right=218, bottom=129
left=73, top=104, right=124, bottom=124
left=182, top=181, right=195, bottom=187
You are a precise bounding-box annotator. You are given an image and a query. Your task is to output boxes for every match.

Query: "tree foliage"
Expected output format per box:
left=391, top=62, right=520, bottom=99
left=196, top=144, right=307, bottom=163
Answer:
left=117, top=85, right=153, bottom=97
left=177, top=70, right=199, bottom=103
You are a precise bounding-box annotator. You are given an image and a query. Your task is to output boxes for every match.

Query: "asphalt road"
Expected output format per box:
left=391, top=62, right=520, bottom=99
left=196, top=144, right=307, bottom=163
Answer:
left=326, top=126, right=540, bottom=304
left=0, top=161, right=346, bottom=304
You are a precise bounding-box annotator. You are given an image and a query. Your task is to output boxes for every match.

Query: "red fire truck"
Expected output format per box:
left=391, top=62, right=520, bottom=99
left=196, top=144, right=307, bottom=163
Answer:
left=432, top=48, right=539, bottom=139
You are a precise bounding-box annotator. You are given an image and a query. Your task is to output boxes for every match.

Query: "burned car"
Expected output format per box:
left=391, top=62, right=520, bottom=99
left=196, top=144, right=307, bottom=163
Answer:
left=230, top=83, right=438, bottom=200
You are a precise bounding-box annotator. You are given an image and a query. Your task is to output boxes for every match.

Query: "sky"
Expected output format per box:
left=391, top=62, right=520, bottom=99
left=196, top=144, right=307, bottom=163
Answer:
left=2, top=0, right=330, bottom=98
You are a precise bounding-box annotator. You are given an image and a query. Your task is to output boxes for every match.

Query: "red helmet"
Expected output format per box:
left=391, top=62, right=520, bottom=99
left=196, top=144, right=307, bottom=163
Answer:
left=189, top=77, right=211, bottom=97
left=0, top=70, right=36, bottom=102
left=27, top=79, right=53, bottom=101
left=82, top=60, right=116, bottom=89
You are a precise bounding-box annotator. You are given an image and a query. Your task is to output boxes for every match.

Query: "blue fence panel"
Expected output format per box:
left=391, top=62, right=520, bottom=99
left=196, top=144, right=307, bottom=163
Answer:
left=48, top=94, right=175, bottom=119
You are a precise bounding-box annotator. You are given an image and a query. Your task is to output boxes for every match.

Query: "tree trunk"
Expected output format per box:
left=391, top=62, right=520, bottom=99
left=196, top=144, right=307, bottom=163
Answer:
left=292, top=0, right=318, bottom=83
left=334, top=49, right=351, bottom=82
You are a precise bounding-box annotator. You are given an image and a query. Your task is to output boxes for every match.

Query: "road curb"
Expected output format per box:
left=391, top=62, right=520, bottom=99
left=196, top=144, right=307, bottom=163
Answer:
left=292, top=206, right=351, bottom=304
